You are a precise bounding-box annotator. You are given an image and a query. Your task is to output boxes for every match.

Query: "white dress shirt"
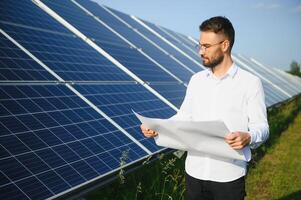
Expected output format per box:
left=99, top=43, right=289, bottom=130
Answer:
left=172, top=63, right=269, bottom=182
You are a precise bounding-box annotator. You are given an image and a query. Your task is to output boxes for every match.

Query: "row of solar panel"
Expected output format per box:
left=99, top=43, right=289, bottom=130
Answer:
left=0, top=0, right=301, bottom=199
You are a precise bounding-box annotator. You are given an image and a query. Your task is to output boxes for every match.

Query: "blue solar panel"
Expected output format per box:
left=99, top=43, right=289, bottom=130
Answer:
left=171, top=30, right=199, bottom=48
left=105, top=6, right=204, bottom=74
left=0, top=32, right=56, bottom=81
left=149, top=83, right=187, bottom=108
left=0, top=0, right=134, bottom=82
left=1, top=23, right=133, bottom=82
left=74, top=83, right=177, bottom=152
left=41, top=0, right=179, bottom=83
left=0, top=0, right=70, bottom=34
left=142, top=19, right=205, bottom=66
left=75, top=0, right=194, bottom=83
left=159, top=26, right=201, bottom=57
left=0, top=84, right=149, bottom=199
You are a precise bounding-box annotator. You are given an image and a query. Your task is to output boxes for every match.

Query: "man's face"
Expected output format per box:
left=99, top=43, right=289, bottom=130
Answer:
left=199, top=31, right=226, bottom=69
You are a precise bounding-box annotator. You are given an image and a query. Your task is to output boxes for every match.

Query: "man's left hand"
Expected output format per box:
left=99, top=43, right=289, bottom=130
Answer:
left=225, top=132, right=251, bottom=150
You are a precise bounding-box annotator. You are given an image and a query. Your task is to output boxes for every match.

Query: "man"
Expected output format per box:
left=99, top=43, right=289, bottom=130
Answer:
left=141, top=16, right=269, bottom=200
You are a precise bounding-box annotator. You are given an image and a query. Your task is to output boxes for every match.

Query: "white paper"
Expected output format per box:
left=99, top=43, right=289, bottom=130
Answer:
left=134, top=111, right=251, bottom=161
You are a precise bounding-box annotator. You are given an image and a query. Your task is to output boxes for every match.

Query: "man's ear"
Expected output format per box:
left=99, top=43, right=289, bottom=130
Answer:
left=222, top=40, right=230, bottom=52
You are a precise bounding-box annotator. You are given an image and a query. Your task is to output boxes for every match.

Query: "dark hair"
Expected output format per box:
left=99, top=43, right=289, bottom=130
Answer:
left=199, top=16, right=235, bottom=51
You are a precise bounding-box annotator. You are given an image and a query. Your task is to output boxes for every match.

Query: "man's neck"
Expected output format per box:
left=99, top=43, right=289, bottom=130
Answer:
left=212, top=55, right=233, bottom=78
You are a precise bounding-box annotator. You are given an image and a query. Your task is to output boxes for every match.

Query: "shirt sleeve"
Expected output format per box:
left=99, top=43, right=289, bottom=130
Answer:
left=247, top=77, right=269, bottom=149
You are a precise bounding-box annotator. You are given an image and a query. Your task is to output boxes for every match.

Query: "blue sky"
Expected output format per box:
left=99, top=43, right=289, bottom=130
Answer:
left=95, top=0, right=301, bottom=70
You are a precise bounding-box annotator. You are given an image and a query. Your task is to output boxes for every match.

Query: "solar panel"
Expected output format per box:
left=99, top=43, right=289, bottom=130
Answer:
left=275, top=69, right=301, bottom=92
left=158, top=26, right=201, bottom=57
left=1, top=23, right=133, bottom=82
left=171, top=30, right=199, bottom=48
left=236, top=54, right=298, bottom=97
left=148, top=83, right=187, bottom=108
left=0, top=32, right=55, bottom=81
left=0, top=0, right=70, bottom=34
left=249, top=58, right=301, bottom=95
left=261, top=82, right=282, bottom=106
left=35, top=0, right=187, bottom=110
left=74, top=0, right=194, bottom=83
left=155, top=25, right=201, bottom=57
left=104, top=6, right=204, bottom=73
left=41, top=0, right=180, bottom=83
left=74, top=83, right=176, bottom=152
left=0, top=1, right=184, bottom=199
left=0, top=84, right=150, bottom=199
left=139, top=19, right=204, bottom=71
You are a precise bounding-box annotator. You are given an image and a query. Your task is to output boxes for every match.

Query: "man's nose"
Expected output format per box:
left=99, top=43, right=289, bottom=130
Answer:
left=199, top=48, right=205, bottom=56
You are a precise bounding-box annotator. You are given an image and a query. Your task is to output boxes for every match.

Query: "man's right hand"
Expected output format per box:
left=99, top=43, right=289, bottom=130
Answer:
left=140, top=124, right=158, bottom=138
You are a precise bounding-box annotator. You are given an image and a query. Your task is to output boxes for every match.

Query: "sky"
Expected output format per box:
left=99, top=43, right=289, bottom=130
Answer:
left=95, top=0, right=301, bottom=71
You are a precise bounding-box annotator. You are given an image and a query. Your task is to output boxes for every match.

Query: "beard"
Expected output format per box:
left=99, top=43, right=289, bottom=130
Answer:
left=202, top=54, right=224, bottom=69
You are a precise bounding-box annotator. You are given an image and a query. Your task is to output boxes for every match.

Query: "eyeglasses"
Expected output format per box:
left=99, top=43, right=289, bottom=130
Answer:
left=196, top=40, right=225, bottom=52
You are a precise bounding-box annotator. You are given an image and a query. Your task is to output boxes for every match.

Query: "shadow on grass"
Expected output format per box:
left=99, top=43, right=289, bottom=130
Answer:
left=277, top=190, right=301, bottom=200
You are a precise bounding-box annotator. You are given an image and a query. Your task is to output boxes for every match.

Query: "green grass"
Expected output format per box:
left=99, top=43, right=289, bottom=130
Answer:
left=84, top=153, right=186, bottom=200
left=84, top=96, right=301, bottom=200
left=85, top=154, right=185, bottom=200
left=246, top=107, right=301, bottom=200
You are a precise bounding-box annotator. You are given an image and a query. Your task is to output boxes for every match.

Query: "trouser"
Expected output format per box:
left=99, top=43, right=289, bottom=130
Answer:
left=185, top=172, right=246, bottom=200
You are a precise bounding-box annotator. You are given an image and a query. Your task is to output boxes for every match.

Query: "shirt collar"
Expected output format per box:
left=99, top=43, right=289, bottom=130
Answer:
left=205, top=63, right=238, bottom=79
left=227, top=63, right=238, bottom=78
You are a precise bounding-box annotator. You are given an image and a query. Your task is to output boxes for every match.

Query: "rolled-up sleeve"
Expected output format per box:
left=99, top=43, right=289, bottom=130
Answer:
left=247, top=78, right=269, bottom=149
